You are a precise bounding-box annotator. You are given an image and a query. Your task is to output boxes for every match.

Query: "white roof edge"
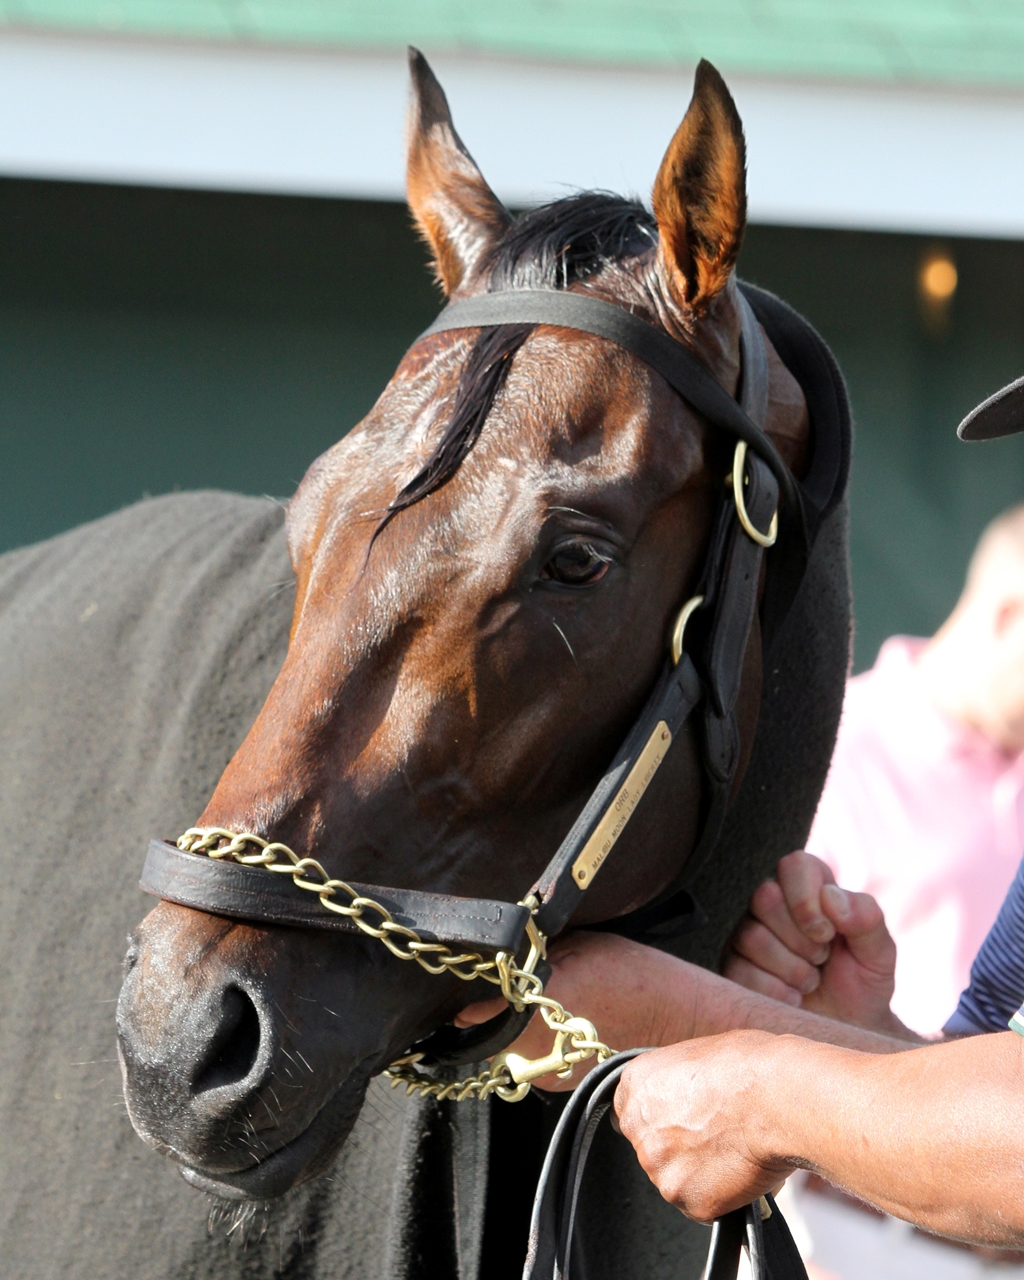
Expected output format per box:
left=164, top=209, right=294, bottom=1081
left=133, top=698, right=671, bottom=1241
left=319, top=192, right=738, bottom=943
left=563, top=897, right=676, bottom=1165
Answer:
left=1, top=28, right=1022, bottom=240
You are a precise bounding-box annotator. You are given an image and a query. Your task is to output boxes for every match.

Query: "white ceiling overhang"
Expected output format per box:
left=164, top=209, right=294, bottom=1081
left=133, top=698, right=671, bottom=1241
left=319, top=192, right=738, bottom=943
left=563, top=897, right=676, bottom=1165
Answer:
left=2, top=28, right=1022, bottom=238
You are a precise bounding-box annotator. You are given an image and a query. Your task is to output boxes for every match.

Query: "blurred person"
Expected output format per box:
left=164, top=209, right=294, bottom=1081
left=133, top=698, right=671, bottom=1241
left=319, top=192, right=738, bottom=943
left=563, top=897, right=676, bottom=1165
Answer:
left=725, top=851, right=1024, bottom=1278
left=611, top=845, right=1024, bottom=1263
left=802, top=503, right=1024, bottom=1034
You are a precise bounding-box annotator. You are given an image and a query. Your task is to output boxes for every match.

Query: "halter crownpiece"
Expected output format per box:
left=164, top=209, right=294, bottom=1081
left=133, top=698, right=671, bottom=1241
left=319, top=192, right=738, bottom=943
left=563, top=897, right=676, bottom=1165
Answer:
left=140, top=280, right=850, bottom=1099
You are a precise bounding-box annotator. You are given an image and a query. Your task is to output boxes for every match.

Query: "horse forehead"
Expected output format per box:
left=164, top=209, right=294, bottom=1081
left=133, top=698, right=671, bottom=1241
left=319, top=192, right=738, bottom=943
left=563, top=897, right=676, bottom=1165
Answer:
left=473, top=331, right=695, bottom=475
left=295, top=326, right=702, bottom=596
left=305, top=326, right=686, bottom=504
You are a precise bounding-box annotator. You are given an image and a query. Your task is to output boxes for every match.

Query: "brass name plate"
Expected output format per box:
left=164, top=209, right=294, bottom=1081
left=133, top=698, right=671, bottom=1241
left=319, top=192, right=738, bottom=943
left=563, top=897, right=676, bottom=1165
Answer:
left=572, top=721, right=672, bottom=890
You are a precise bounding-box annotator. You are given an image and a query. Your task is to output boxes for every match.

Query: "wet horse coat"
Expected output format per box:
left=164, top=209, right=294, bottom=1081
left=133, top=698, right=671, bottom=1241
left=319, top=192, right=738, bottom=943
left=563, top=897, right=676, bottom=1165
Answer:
left=0, top=476, right=848, bottom=1277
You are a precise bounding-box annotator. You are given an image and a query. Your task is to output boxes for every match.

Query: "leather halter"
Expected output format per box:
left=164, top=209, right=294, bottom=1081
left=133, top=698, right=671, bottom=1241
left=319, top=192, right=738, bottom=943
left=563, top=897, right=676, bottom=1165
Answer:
left=141, top=281, right=849, bottom=1063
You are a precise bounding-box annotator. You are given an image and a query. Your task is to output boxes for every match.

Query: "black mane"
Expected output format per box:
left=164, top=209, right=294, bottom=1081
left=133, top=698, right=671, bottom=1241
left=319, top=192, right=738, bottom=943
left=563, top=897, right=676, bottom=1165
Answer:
left=485, top=192, right=656, bottom=291
left=376, top=195, right=655, bottom=538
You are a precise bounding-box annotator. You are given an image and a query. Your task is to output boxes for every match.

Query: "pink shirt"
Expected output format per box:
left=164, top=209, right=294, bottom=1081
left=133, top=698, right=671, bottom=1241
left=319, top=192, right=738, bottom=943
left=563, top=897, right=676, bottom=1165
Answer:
left=806, top=636, right=1024, bottom=1035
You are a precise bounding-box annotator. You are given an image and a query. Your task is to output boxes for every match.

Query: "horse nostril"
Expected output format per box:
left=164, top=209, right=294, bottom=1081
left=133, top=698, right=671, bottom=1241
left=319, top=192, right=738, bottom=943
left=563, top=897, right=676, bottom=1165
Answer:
left=192, top=987, right=262, bottom=1096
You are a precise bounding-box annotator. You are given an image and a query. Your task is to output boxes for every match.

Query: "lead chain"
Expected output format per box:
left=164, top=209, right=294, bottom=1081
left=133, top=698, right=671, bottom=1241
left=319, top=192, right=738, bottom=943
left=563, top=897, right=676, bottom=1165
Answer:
left=176, top=828, right=613, bottom=1101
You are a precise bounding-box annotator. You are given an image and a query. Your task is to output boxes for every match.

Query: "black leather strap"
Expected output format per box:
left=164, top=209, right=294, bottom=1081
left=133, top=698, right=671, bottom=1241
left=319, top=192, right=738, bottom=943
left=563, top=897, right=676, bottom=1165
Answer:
left=598, top=294, right=776, bottom=948
left=532, top=655, right=701, bottom=938
left=140, top=840, right=531, bottom=953
left=523, top=1049, right=809, bottom=1280
left=739, top=283, right=849, bottom=531
left=739, top=282, right=851, bottom=650
left=403, top=965, right=550, bottom=1067
left=705, top=1200, right=809, bottom=1280
left=420, top=288, right=801, bottom=526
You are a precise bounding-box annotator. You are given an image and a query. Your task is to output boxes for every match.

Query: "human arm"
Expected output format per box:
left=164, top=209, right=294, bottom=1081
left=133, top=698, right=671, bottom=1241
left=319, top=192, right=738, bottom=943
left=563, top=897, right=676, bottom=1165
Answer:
left=614, top=1026, right=1024, bottom=1247
left=455, top=928, right=911, bottom=1091
left=454, top=849, right=918, bottom=1087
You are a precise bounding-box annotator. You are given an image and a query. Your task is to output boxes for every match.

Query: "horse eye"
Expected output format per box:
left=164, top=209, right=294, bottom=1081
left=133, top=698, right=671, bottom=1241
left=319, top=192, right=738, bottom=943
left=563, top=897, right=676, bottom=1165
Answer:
left=541, top=541, right=611, bottom=586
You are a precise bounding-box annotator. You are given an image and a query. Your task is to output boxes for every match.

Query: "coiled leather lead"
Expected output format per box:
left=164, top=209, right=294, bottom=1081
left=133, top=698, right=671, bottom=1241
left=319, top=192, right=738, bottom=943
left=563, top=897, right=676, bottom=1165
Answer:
left=522, top=1049, right=809, bottom=1280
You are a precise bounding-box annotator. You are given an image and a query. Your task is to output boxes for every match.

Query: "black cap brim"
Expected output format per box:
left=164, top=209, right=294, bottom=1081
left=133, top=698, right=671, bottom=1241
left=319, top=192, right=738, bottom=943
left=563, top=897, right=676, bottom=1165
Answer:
left=958, top=375, right=1024, bottom=440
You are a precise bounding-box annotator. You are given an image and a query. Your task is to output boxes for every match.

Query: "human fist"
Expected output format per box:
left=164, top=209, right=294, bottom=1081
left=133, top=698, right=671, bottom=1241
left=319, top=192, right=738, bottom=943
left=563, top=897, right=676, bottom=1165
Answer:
left=723, top=851, right=903, bottom=1036
left=614, top=1032, right=793, bottom=1221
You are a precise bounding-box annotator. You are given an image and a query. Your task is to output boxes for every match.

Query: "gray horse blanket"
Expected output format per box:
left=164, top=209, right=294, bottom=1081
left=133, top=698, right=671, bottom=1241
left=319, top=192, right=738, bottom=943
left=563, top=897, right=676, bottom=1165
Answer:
left=0, top=490, right=849, bottom=1279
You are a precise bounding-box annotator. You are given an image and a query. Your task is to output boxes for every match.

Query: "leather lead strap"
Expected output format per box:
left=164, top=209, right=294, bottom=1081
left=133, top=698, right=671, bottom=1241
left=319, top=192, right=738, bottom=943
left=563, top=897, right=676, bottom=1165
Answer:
left=523, top=1050, right=809, bottom=1280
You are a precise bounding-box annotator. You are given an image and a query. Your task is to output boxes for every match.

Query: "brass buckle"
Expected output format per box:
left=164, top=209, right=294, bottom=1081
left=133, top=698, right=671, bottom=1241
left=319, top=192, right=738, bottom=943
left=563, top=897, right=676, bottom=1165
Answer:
left=731, top=441, right=778, bottom=548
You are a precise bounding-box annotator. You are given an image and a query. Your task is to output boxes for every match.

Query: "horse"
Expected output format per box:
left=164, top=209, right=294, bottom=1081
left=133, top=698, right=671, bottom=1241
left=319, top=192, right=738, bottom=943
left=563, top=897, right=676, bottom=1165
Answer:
left=0, top=52, right=850, bottom=1280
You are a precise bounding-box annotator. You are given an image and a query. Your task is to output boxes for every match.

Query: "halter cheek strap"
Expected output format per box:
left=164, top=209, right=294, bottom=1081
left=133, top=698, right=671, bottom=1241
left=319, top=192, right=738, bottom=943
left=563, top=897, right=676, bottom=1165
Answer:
left=530, top=290, right=777, bottom=944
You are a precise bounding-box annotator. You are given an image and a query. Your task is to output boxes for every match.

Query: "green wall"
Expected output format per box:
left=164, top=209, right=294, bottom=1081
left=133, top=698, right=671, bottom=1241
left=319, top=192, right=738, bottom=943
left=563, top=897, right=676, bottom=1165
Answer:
left=4, top=178, right=1024, bottom=670
left=740, top=228, right=1024, bottom=668
left=0, top=180, right=440, bottom=561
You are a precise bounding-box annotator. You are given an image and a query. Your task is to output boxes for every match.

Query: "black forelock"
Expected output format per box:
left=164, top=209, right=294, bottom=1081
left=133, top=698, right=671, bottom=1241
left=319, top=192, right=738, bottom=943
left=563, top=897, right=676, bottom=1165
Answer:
left=374, top=194, right=657, bottom=545
left=485, top=192, right=657, bottom=291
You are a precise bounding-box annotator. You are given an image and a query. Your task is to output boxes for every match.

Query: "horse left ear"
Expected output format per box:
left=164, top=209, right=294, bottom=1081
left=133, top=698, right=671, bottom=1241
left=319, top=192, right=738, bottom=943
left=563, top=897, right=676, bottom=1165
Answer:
left=652, top=60, right=747, bottom=314
left=406, top=48, right=512, bottom=295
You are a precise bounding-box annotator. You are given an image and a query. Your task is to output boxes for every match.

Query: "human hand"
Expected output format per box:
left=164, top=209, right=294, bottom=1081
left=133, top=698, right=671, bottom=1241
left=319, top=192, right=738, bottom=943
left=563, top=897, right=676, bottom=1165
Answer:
left=723, top=851, right=903, bottom=1036
left=455, top=931, right=690, bottom=1092
left=614, top=1031, right=794, bottom=1221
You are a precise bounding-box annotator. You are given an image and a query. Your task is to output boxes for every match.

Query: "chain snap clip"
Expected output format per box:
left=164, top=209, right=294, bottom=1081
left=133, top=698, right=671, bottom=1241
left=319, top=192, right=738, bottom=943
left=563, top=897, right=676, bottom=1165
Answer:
left=492, top=1015, right=602, bottom=1089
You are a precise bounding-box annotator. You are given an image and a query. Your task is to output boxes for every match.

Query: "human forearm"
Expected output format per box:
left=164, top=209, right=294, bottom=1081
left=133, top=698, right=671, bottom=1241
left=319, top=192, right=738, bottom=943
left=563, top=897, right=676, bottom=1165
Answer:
left=616, top=1029, right=1024, bottom=1246
left=753, top=1032, right=1024, bottom=1244
left=679, top=959, right=917, bottom=1052
left=455, top=931, right=914, bottom=1091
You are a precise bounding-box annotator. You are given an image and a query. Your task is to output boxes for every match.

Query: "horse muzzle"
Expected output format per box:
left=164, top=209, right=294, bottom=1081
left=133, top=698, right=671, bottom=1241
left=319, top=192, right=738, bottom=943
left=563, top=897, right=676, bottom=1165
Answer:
left=115, top=901, right=387, bottom=1198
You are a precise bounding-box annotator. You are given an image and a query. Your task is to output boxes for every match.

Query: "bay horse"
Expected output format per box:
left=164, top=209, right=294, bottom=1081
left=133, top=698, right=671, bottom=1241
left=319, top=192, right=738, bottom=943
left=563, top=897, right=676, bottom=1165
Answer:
left=0, top=51, right=849, bottom=1280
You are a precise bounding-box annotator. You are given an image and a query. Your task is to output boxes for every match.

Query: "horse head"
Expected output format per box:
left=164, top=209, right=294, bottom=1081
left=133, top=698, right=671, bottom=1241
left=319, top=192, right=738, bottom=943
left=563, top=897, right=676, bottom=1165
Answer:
left=116, top=51, right=812, bottom=1201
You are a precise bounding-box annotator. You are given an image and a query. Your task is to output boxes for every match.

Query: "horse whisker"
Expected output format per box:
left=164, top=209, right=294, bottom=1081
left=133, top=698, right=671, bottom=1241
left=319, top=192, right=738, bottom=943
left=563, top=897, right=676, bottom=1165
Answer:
left=551, top=619, right=580, bottom=670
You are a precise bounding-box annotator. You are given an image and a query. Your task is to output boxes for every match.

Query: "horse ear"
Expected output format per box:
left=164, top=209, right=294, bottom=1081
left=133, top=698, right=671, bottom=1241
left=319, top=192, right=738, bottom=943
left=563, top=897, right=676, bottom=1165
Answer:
left=652, top=60, right=747, bottom=314
left=406, top=48, right=512, bottom=295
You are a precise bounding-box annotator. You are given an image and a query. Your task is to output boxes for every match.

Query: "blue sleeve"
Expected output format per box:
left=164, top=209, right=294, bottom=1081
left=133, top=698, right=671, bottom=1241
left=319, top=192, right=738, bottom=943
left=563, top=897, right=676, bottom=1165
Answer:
left=945, top=855, right=1024, bottom=1036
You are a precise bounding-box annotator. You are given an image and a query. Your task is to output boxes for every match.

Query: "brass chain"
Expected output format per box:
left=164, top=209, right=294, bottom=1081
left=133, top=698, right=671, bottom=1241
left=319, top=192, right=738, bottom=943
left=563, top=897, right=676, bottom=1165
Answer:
left=176, top=828, right=614, bottom=1101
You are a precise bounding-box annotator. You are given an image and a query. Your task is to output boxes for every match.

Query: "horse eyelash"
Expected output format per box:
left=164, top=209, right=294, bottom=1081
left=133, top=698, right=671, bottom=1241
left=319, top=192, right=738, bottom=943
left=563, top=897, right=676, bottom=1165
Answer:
left=566, top=540, right=612, bottom=564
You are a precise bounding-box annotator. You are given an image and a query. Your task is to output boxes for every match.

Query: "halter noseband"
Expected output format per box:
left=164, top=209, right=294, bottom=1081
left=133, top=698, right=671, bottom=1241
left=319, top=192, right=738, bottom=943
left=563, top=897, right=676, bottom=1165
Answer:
left=140, top=282, right=849, bottom=1095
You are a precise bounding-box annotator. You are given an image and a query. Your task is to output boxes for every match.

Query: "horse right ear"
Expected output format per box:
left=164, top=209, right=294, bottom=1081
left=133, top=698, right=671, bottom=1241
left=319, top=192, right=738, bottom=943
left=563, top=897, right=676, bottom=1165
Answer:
left=652, top=60, right=747, bottom=315
left=406, top=48, right=512, bottom=295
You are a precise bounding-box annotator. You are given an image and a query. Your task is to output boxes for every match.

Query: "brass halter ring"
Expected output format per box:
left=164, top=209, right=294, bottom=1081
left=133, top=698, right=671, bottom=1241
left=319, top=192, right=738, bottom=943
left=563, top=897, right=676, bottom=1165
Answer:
left=731, top=440, right=778, bottom=548
left=670, top=593, right=704, bottom=666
